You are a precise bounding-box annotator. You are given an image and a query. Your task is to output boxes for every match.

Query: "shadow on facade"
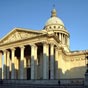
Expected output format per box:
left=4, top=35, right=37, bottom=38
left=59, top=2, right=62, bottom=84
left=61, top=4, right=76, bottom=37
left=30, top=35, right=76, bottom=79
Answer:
left=1, top=60, right=86, bottom=81
left=58, top=66, right=86, bottom=79
left=0, top=45, right=86, bottom=81
left=0, top=59, right=86, bottom=80
left=55, top=59, right=86, bottom=79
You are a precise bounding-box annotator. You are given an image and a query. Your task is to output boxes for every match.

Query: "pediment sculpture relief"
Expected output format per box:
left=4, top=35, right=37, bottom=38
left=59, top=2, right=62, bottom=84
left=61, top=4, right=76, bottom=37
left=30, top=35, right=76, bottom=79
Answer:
left=1, top=31, right=38, bottom=44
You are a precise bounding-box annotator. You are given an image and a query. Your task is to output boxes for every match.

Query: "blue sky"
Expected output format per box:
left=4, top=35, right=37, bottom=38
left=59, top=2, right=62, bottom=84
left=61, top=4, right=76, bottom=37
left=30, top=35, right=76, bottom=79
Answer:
left=0, top=0, right=88, bottom=51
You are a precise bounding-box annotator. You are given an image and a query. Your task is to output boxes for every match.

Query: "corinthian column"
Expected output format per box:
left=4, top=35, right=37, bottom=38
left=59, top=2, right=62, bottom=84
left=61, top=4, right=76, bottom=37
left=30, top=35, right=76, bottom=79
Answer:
left=7, top=51, right=10, bottom=79
left=50, top=44, right=55, bottom=79
left=0, top=52, right=2, bottom=79
left=67, top=37, right=69, bottom=47
left=43, top=43, right=49, bottom=79
left=34, top=45, right=38, bottom=79
left=62, top=34, right=64, bottom=44
left=20, top=46, right=25, bottom=79
left=55, top=47, right=59, bottom=79
left=59, top=33, right=61, bottom=42
left=63, top=35, right=65, bottom=44
left=24, top=57, right=27, bottom=79
left=31, top=44, right=37, bottom=79
left=11, top=48, right=15, bottom=79
left=3, top=50, right=7, bottom=79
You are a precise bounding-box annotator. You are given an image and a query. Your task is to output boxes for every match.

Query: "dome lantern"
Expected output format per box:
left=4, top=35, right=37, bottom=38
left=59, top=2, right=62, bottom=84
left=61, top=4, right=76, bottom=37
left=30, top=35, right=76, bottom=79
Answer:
left=51, top=9, right=57, bottom=17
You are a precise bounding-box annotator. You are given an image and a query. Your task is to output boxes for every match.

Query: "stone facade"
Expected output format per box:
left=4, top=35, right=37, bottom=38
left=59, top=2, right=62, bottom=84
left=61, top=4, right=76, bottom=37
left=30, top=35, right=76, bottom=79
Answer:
left=0, top=8, right=87, bottom=80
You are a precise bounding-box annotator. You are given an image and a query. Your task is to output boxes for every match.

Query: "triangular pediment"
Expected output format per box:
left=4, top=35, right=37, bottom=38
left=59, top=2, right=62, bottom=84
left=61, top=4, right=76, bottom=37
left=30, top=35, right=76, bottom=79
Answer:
left=0, top=28, right=43, bottom=44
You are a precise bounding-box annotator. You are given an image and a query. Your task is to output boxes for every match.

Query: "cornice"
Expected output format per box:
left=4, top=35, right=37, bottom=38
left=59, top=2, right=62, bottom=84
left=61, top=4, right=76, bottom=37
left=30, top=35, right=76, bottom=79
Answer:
left=0, top=34, right=47, bottom=46
left=66, top=50, right=88, bottom=56
left=0, top=28, right=43, bottom=42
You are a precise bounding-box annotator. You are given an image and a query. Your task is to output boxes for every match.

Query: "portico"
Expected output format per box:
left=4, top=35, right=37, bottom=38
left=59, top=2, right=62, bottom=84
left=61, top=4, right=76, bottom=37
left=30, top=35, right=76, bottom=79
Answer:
left=0, top=35, right=59, bottom=80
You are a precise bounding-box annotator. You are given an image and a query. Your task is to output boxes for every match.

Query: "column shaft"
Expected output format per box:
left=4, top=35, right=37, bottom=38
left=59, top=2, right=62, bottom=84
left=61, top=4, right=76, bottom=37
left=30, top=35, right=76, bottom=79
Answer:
left=11, top=48, right=15, bottom=79
left=39, top=53, right=43, bottom=79
left=3, top=50, right=7, bottom=79
left=62, top=34, right=64, bottom=44
left=20, top=46, right=25, bottom=79
left=65, top=36, right=67, bottom=45
left=50, top=44, right=54, bottom=79
left=59, top=33, right=61, bottom=41
left=31, top=44, right=37, bottom=79
left=43, top=43, right=49, bottom=79
left=0, top=52, right=2, bottom=79
left=55, top=47, right=59, bottom=79
left=7, top=51, right=10, bottom=79
left=67, top=37, right=69, bottom=47
left=63, top=35, right=65, bottom=44
left=24, top=57, right=27, bottom=79
left=15, top=57, right=18, bottom=79
left=34, top=46, right=37, bottom=79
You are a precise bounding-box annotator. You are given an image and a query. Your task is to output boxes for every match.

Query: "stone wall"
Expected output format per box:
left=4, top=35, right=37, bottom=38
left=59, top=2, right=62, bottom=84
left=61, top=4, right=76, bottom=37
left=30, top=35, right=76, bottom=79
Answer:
left=58, top=50, right=86, bottom=79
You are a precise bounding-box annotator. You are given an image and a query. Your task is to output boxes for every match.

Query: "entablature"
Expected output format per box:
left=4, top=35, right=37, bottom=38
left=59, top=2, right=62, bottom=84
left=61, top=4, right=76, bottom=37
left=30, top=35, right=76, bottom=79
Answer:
left=0, top=33, right=61, bottom=51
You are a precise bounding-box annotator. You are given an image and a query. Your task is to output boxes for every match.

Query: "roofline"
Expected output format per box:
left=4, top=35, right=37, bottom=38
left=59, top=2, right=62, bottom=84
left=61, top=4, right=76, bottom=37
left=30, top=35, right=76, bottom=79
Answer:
left=0, top=27, right=45, bottom=42
left=66, top=50, right=88, bottom=56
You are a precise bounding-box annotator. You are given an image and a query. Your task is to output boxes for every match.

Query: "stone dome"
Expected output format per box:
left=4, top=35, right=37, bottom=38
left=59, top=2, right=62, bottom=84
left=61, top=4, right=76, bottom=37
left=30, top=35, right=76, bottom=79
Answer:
left=45, top=9, right=64, bottom=27
left=45, top=17, right=64, bottom=26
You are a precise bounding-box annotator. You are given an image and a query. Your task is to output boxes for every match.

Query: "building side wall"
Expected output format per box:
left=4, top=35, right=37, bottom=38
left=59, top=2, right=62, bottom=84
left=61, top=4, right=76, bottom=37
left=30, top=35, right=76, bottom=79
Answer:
left=68, top=54, right=86, bottom=79
left=58, top=51, right=86, bottom=79
left=58, top=50, right=67, bottom=79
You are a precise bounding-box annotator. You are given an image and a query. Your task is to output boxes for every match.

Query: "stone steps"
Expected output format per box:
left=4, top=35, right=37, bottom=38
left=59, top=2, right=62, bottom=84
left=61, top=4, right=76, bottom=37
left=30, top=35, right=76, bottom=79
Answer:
left=0, top=84, right=84, bottom=88
left=0, top=79, right=85, bottom=88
